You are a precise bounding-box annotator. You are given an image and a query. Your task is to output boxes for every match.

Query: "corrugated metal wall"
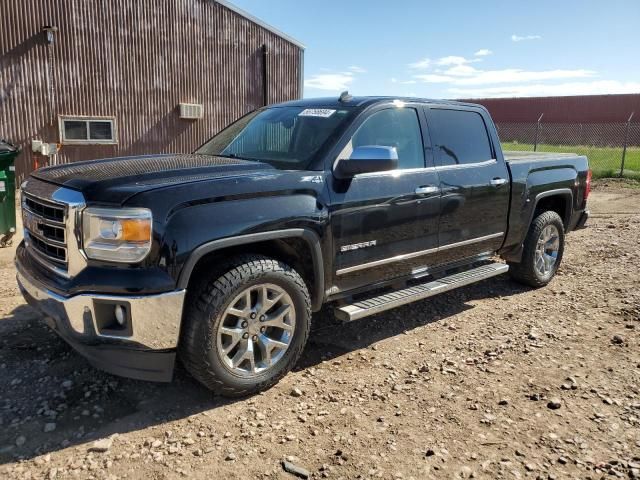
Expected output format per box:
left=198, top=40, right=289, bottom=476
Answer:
left=0, top=0, right=303, bottom=182
left=460, top=94, right=640, bottom=123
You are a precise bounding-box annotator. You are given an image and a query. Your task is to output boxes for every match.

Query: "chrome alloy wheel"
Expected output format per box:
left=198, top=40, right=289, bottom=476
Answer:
left=534, top=224, right=560, bottom=277
left=216, top=283, right=296, bottom=377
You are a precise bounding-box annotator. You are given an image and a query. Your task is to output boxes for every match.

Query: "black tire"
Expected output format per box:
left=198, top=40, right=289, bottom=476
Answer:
left=179, top=254, right=311, bottom=397
left=508, top=210, right=565, bottom=287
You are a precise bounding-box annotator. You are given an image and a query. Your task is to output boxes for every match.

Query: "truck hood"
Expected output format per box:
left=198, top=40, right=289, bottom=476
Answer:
left=31, top=154, right=275, bottom=204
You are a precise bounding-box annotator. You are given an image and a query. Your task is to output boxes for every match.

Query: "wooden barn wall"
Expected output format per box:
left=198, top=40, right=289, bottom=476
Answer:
left=0, top=0, right=303, bottom=182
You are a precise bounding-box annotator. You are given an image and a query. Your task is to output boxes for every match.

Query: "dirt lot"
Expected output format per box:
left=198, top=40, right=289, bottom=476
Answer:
left=1, top=181, right=638, bottom=480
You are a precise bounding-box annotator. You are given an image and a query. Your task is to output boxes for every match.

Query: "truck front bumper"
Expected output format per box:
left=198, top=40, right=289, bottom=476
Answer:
left=15, top=256, right=186, bottom=382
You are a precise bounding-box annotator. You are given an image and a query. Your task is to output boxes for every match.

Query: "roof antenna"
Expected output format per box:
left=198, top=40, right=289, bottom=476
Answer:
left=339, top=90, right=353, bottom=103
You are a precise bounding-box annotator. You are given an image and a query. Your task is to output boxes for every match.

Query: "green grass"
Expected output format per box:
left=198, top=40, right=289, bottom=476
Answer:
left=501, top=142, right=640, bottom=179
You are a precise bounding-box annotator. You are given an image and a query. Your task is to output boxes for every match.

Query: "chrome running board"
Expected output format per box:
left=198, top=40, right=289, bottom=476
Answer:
left=334, top=262, right=509, bottom=322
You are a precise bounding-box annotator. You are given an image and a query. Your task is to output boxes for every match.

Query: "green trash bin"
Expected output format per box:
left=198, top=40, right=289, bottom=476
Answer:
left=0, top=139, right=20, bottom=247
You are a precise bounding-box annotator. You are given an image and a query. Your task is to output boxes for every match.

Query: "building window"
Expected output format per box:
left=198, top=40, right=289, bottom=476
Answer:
left=59, top=116, right=118, bottom=144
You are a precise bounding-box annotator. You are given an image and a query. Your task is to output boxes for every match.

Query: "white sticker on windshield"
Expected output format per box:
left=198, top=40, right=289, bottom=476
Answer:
left=298, top=108, right=336, bottom=118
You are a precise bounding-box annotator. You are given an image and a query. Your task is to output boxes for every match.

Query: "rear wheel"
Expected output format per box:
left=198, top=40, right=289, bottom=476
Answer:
left=179, top=255, right=311, bottom=397
left=508, top=210, right=565, bottom=287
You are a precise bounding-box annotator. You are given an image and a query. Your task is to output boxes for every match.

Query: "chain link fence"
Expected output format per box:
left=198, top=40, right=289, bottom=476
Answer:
left=496, top=117, right=640, bottom=178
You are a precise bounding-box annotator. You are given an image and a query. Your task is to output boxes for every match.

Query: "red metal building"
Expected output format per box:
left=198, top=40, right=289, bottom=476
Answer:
left=461, top=94, right=640, bottom=123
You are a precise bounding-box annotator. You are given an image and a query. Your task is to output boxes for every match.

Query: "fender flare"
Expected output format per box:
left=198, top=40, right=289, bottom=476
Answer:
left=527, top=188, right=573, bottom=229
left=177, top=228, right=325, bottom=311
left=501, top=188, right=574, bottom=263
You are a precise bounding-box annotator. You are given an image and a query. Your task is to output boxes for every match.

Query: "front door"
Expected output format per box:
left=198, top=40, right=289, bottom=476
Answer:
left=426, top=106, right=510, bottom=265
left=328, top=105, right=441, bottom=294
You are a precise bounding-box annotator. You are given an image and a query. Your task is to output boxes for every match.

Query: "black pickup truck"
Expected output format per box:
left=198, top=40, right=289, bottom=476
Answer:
left=16, top=95, right=590, bottom=396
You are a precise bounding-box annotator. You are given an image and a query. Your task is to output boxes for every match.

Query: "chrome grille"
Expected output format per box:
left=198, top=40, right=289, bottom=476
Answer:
left=24, top=196, right=65, bottom=223
left=22, top=193, right=68, bottom=271
left=21, top=179, right=87, bottom=278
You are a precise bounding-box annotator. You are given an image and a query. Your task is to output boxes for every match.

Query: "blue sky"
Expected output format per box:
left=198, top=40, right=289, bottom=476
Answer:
left=230, top=0, right=640, bottom=99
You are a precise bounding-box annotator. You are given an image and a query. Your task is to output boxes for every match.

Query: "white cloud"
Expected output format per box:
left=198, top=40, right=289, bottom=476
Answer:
left=413, top=74, right=452, bottom=83
left=305, top=72, right=354, bottom=91
left=435, top=55, right=472, bottom=66
left=409, top=54, right=483, bottom=73
left=408, top=58, right=431, bottom=69
left=390, top=77, right=397, bottom=83
left=448, top=80, right=640, bottom=98
left=443, top=64, right=478, bottom=77
left=474, top=49, right=492, bottom=57
left=349, top=65, right=367, bottom=73
left=511, top=34, right=542, bottom=42
left=414, top=68, right=595, bottom=86
left=403, top=47, right=637, bottom=100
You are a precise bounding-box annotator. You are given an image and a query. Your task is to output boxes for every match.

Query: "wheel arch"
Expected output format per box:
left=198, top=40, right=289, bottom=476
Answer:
left=530, top=188, right=573, bottom=230
left=177, top=229, right=325, bottom=311
left=500, top=188, right=572, bottom=263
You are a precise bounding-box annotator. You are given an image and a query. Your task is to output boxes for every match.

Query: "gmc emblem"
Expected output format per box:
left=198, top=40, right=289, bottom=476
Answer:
left=23, top=211, right=42, bottom=235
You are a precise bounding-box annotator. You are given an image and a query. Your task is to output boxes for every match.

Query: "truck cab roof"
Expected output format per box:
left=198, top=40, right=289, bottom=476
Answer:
left=274, top=96, right=481, bottom=110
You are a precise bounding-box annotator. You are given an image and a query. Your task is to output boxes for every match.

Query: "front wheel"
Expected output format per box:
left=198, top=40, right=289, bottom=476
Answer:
left=179, top=255, right=311, bottom=397
left=508, top=210, right=565, bottom=287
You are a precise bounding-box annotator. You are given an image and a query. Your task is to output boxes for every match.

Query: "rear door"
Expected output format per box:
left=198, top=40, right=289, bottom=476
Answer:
left=328, top=104, right=441, bottom=294
left=426, top=106, right=510, bottom=265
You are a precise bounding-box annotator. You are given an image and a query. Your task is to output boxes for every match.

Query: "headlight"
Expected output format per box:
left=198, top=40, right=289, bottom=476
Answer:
left=82, top=208, right=152, bottom=263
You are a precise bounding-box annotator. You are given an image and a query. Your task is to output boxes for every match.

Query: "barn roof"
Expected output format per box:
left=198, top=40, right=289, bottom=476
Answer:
left=217, top=0, right=305, bottom=49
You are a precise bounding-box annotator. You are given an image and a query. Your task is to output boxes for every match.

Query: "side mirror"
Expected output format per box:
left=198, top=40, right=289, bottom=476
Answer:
left=333, top=146, right=398, bottom=179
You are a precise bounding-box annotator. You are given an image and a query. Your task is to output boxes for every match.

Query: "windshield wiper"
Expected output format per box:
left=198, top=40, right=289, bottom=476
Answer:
left=214, top=153, right=261, bottom=162
left=195, top=150, right=266, bottom=163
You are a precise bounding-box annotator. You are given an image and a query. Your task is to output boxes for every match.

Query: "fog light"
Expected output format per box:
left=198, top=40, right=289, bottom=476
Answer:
left=114, top=305, right=126, bottom=326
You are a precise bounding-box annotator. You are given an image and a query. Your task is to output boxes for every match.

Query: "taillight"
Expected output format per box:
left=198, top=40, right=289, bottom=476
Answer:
left=584, top=169, right=592, bottom=201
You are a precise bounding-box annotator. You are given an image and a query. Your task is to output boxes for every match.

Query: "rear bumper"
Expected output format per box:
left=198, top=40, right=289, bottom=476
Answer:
left=15, top=253, right=186, bottom=382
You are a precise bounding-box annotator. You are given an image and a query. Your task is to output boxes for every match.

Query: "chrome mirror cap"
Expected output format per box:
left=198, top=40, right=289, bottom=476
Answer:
left=349, top=145, right=398, bottom=161
left=333, top=145, right=398, bottom=179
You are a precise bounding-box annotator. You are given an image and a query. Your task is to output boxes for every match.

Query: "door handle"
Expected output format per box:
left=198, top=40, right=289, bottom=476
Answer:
left=490, top=178, right=507, bottom=186
left=415, top=185, right=439, bottom=195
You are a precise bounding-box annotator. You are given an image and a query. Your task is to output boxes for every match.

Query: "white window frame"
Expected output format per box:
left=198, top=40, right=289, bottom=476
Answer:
left=58, top=116, right=118, bottom=145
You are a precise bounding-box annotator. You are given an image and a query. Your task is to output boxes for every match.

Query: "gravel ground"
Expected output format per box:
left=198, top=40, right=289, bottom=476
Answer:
left=0, top=181, right=638, bottom=480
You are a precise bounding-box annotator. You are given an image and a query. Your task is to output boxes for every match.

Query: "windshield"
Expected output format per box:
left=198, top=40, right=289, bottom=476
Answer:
left=195, top=106, right=355, bottom=170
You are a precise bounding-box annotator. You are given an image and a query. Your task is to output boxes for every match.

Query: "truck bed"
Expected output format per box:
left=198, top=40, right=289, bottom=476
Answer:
left=503, top=151, right=580, bottom=162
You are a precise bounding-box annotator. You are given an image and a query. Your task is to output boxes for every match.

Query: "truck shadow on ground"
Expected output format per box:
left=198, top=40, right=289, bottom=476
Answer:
left=0, top=276, right=529, bottom=463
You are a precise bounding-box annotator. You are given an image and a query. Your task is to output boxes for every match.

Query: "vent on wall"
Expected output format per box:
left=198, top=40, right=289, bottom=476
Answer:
left=179, top=103, right=204, bottom=120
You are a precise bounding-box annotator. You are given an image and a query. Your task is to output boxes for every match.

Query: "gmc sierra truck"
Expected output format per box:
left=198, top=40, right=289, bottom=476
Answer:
left=16, top=95, right=590, bottom=397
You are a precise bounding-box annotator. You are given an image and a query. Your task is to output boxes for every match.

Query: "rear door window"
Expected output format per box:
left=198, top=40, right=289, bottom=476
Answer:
left=430, top=109, right=493, bottom=166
